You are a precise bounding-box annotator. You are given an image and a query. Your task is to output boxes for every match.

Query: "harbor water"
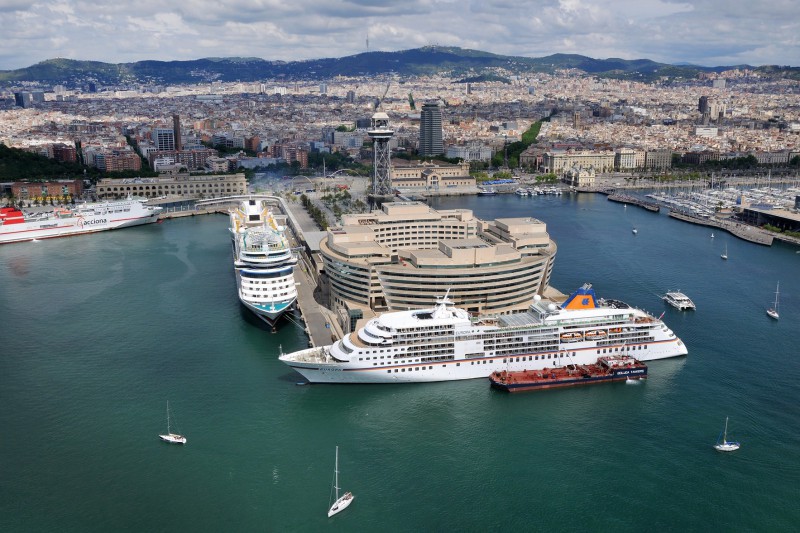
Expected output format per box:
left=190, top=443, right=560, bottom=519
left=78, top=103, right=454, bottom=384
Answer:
left=2, top=193, right=799, bottom=531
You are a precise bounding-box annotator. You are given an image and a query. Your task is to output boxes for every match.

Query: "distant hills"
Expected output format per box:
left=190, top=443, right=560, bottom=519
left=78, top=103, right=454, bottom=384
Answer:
left=1, top=46, right=799, bottom=86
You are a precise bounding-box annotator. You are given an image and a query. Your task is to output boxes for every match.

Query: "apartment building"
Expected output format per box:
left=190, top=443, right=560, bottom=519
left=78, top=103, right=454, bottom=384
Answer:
left=96, top=172, right=247, bottom=200
left=542, top=150, right=616, bottom=174
left=12, top=179, right=83, bottom=201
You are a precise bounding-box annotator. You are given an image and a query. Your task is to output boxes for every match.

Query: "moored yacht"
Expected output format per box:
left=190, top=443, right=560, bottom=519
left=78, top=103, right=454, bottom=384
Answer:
left=279, top=284, right=688, bottom=384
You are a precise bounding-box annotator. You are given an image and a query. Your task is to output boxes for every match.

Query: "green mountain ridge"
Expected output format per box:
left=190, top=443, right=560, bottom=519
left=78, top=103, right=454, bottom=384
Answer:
left=1, top=46, right=798, bottom=85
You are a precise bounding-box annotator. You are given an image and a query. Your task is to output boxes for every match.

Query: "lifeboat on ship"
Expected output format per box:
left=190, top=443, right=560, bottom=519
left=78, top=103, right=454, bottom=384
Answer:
left=560, top=332, right=583, bottom=342
left=584, top=330, right=608, bottom=339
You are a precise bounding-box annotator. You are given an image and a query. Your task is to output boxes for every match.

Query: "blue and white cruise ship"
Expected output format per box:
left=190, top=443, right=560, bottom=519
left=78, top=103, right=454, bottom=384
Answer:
left=229, top=199, right=298, bottom=325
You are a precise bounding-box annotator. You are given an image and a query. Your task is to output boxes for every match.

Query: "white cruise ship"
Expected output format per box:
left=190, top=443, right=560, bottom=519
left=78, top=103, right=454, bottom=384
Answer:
left=229, top=199, right=297, bottom=325
left=279, top=284, right=688, bottom=383
left=0, top=198, right=162, bottom=244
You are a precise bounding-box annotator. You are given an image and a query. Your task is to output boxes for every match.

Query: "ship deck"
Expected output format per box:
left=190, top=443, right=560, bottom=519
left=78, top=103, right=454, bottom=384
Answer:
left=490, top=358, right=647, bottom=391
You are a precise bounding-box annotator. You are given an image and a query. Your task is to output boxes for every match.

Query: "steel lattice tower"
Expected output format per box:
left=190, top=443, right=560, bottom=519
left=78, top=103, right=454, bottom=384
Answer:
left=367, top=112, right=394, bottom=196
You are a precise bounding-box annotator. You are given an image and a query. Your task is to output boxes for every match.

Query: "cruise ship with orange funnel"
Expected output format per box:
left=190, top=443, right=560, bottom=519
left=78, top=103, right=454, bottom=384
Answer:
left=279, top=284, right=687, bottom=383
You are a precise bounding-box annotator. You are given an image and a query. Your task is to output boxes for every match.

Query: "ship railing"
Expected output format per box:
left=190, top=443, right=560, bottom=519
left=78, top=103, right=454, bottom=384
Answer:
left=299, top=347, right=329, bottom=362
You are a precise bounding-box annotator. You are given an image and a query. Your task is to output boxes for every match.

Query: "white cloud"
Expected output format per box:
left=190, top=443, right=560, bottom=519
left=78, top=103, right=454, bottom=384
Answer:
left=0, top=0, right=798, bottom=70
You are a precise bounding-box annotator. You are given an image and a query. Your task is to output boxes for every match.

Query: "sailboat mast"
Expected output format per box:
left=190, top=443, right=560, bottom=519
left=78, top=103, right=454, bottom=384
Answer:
left=334, top=446, right=340, bottom=500
left=775, top=282, right=780, bottom=310
left=723, top=416, right=728, bottom=442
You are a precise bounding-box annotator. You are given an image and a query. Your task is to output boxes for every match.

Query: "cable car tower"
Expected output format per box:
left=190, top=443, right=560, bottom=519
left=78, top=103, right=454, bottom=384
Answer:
left=368, top=111, right=394, bottom=197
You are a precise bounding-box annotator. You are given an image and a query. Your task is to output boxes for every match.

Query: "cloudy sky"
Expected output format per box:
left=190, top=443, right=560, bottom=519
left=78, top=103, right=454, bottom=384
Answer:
left=1, top=0, right=798, bottom=70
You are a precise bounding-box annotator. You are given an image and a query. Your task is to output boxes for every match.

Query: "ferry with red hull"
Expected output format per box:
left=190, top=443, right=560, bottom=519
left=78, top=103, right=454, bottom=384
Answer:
left=489, top=355, right=647, bottom=392
left=0, top=197, right=162, bottom=244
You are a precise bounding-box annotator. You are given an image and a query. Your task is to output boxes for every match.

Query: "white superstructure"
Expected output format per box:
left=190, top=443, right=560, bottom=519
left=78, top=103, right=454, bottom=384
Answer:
left=662, top=291, right=696, bottom=311
left=0, top=198, right=162, bottom=244
left=280, top=284, right=688, bottom=383
left=229, top=199, right=297, bottom=325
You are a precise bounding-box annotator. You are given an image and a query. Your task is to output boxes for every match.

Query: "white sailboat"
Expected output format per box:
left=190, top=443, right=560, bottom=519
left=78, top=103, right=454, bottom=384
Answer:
left=767, top=282, right=780, bottom=320
left=327, top=446, right=353, bottom=517
left=713, top=416, right=740, bottom=452
left=720, top=244, right=728, bottom=260
left=158, top=401, right=186, bottom=444
left=632, top=227, right=638, bottom=235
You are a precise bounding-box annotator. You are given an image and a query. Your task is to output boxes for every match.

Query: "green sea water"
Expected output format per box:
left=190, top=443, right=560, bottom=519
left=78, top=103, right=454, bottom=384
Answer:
left=2, top=194, right=799, bottom=532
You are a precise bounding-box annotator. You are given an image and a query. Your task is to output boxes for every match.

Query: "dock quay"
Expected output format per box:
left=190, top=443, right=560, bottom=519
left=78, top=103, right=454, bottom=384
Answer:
left=181, top=194, right=344, bottom=347
left=607, top=194, right=660, bottom=212
left=668, top=211, right=774, bottom=245
left=158, top=207, right=226, bottom=219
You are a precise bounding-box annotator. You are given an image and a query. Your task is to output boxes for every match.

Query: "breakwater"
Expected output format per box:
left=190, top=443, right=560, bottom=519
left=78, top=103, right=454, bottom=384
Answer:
left=607, top=193, right=661, bottom=212
left=667, top=211, right=774, bottom=245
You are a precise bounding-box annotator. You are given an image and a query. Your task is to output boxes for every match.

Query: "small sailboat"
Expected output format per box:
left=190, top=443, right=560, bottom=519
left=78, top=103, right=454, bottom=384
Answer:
left=767, top=282, right=780, bottom=320
left=632, top=227, right=638, bottom=235
left=158, top=401, right=186, bottom=444
left=720, top=244, right=728, bottom=260
left=714, top=416, right=740, bottom=452
left=327, top=446, right=354, bottom=517
left=710, top=232, right=714, bottom=238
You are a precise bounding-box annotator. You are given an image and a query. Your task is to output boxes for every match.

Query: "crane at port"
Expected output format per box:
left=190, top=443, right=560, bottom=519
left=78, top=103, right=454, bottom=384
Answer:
left=374, top=80, right=391, bottom=111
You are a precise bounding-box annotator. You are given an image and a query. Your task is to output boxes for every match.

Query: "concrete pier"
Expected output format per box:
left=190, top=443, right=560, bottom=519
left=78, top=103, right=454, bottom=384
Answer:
left=668, top=211, right=774, bottom=245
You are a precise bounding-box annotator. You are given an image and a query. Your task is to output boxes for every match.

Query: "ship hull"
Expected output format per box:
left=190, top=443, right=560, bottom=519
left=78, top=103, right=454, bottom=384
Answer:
left=282, top=338, right=685, bottom=384
left=234, top=267, right=297, bottom=325
left=490, top=366, right=647, bottom=392
left=0, top=212, right=160, bottom=244
left=241, top=298, right=295, bottom=324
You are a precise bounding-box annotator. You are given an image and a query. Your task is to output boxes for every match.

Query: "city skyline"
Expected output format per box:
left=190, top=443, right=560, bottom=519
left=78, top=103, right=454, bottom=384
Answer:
left=1, top=1, right=798, bottom=71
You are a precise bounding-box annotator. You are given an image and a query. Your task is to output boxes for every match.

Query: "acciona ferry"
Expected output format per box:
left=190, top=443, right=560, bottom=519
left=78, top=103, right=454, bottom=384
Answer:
left=229, top=199, right=297, bottom=325
left=279, top=284, right=688, bottom=383
left=0, top=198, right=162, bottom=244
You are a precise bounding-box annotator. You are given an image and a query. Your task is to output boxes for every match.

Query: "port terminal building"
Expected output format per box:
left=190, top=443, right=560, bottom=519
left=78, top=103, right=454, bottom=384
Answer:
left=318, top=202, right=557, bottom=332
